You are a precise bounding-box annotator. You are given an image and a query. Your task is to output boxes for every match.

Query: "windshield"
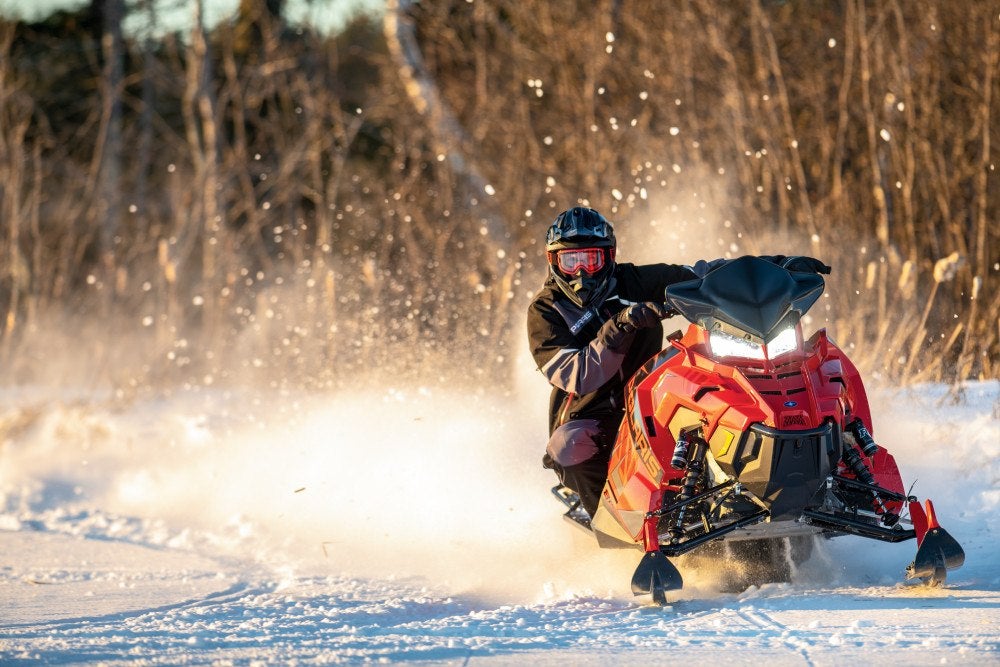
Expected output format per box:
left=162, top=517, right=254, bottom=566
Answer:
left=665, top=256, right=825, bottom=345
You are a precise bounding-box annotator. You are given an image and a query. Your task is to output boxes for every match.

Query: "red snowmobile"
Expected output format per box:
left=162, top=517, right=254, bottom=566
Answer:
left=553, top=256, right=964, bottom=603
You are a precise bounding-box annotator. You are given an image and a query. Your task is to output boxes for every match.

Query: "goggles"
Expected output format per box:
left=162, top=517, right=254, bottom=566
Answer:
left=549, top=248, right=611, bottom=275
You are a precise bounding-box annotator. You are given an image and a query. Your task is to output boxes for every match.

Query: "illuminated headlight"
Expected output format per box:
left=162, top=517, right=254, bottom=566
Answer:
left=765, top=326, right=798, bottom=358
left=709, top=330, right=765, bottom=359
left=708, top=325, right=799, bottom=361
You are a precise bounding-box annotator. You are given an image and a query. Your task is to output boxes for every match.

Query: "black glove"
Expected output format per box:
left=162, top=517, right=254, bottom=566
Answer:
left=615, top=302, right=671, bottom=333
left=781, top=256, right=832, bottom=275
left=596, top=302, right=672, bottom=349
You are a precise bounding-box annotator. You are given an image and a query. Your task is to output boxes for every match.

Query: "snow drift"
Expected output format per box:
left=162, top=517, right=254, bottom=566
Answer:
left=0, top=374, right=997, bottom=663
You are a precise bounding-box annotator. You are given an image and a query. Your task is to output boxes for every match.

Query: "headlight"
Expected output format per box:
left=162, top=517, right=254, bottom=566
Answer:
left=708, top=325, right=799, bottom=361
left=709, top=330, right=765, bottom=359
left=765, top=326, right=798, bottom=358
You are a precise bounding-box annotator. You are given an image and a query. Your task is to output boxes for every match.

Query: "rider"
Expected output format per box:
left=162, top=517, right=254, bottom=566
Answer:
left=527, top=206, right=830, bottom=517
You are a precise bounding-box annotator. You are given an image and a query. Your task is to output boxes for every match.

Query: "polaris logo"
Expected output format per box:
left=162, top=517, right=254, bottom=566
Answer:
left=783, top=400, right=798, bottom=407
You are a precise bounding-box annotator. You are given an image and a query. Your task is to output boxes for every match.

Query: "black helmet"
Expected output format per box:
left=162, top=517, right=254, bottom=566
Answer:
left=545, top=207, right=617, bottom=307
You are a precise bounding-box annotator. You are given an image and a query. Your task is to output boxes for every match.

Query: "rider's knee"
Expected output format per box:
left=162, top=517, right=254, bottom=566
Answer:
left=546, top=418, right=603, bottom=467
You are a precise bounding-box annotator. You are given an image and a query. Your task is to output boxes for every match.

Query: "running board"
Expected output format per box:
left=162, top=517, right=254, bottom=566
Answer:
left=551, top=485, right=592, bottom=532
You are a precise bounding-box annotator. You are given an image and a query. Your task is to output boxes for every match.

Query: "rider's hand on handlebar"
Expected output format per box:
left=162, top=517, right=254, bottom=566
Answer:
left=782, top=256, right=832, bottom=275
left=616, top=302, right=672, bottom=333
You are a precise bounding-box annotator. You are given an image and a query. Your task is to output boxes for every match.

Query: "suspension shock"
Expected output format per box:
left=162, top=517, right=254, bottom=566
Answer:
left=846, top=418, right=880, bottom=457
left=670, top=430, right=692, bottom=470
left=841, top=437, right=898, bottom=526
left=669, top=433, right=705, bottom=540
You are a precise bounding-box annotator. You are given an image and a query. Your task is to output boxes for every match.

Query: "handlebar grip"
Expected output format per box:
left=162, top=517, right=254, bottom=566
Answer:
left=656, top=303, right=679, bottom=319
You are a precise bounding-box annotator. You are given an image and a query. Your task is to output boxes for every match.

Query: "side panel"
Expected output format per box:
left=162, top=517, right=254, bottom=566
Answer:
left=804, top=330, right=904, bottom=508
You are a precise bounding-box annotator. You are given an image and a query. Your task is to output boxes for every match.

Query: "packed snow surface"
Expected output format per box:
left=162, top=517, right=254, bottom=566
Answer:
left=1, top=378, right=998, bottom=664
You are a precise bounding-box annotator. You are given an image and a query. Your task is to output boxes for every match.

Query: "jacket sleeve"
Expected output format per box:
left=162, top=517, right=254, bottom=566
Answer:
left=527, top=300, right=633, bottom=395
left=618, top=263, right=698, bottom=302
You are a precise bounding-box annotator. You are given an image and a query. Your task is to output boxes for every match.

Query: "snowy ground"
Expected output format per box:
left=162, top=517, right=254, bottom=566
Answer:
left=1, top=377, right=997, bottom=664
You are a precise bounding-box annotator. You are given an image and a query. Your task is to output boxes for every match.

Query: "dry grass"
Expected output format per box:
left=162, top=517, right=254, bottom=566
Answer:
left=0, top=1, right=996, bottom=393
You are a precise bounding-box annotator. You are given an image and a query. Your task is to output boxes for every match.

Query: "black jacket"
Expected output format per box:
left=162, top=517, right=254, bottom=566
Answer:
left=527, top=261, right=701, bottom=435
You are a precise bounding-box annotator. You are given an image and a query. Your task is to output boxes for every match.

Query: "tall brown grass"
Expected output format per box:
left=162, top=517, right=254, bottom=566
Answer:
left=397, top=0, right=999, bottom=385
left=0, top=0, right=995, bottom=396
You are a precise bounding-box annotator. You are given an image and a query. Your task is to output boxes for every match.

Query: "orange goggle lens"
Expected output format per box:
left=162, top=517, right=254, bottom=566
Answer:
left=553, top=248, right=607, bottom=275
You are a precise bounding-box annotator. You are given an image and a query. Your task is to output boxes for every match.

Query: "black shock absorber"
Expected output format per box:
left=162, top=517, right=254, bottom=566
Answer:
left=669, top=434, right=705, bottom=539
left=841, top=446, right=876, bottom=486
left=846, top=418, right=880, bottom=457
left=670, top=430, right=691, bottom=470
left=841, top=432, right=899, bottom=526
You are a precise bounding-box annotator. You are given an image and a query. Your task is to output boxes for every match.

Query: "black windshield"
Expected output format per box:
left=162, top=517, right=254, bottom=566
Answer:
left=665, top=256, right=825, bottom=343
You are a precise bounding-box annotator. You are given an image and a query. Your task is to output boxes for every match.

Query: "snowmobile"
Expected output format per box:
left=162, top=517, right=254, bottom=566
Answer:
left=553, top=256, right=965, bottom=603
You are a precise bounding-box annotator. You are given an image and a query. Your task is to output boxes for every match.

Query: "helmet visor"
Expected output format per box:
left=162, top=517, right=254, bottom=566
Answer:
left=553, top=248, right=607, bottom=275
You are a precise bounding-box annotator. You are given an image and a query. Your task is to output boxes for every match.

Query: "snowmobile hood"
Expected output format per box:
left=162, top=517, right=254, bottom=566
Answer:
left=666, top=255, right=825, bottom=343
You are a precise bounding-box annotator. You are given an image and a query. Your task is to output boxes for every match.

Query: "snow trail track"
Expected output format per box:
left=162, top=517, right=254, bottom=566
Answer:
left=1, top=381, right=998, bottom=664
